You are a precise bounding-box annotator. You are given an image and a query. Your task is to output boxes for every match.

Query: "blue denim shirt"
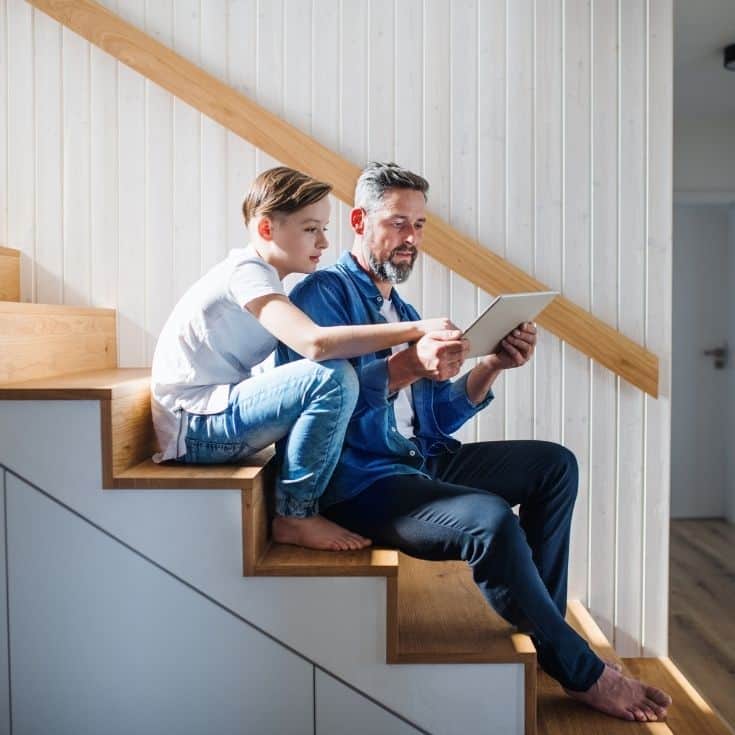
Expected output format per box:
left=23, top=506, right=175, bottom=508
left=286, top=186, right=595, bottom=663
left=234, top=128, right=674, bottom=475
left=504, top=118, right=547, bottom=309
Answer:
left=276, top=252, right=495, bottom=509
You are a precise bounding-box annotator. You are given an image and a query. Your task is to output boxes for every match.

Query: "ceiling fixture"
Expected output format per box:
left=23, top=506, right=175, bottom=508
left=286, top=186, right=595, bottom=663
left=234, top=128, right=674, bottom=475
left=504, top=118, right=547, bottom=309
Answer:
left=725, top=44, right=735, bottom=71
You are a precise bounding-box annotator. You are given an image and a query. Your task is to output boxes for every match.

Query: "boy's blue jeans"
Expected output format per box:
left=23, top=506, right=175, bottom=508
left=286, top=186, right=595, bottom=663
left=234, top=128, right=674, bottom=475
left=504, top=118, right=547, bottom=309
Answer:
left=179, top=358, right=359, bottom=518
left=322, top=439, right=606, bottom=692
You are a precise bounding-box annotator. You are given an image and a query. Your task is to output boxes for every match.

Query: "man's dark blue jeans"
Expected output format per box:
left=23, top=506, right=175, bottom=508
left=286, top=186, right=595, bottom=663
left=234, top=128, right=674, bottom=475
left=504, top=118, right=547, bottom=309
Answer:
left=322, top=439, right=606, bottom=692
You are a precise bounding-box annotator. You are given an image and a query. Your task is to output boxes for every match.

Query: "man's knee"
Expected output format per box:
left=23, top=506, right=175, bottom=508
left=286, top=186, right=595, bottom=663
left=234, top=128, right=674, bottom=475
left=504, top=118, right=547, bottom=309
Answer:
left=550, top=443, right=579, bottom=501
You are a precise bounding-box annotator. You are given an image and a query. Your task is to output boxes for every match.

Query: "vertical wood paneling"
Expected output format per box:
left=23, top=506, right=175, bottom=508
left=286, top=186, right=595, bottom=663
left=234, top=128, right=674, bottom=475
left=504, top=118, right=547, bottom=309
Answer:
left=7, top=0, right=34, bottom=301
left=144, top=0, right=174, bottom=362
left=450, top=0, right=478, bottom=443
left=90, top=32, right=118, bottom=309
left=421, top=0, right=450, bottom=321
left=477, top=0, right=506, bottom=442
left=226, top=0, right=257, bottom=257
left=533, top=0, right=563, bottom=446
left=563, top=0, right=592, bottom=603
left=506, top=0, right=535, bottom=442
left=616, top=0, right=647, bottom=658
left=34, top=8, right=63, bottom=304
left=643, top=0, right=672, bottom=658
left=255, top=0, right=283, bottom=174
left=172, top=0, right=203, bottom=298
left=394, top=0, right=423, bottom=309
left=367, top=0, right=394, bottom=163
left=338, top=0, right=369, bottom=260
left=1, top=0, right=674, bottom=656
left=62, top=26, right=91, bottom=306
left=200, top=0, right=228, bottom=272
left=588, top=0, right=619, bottom=643
left=116, top=0, right=147, bottom=366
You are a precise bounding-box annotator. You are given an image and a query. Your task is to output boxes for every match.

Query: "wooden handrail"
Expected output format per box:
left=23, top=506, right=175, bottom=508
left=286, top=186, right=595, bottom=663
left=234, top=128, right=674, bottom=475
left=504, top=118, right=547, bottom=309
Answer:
left=28, top=0, right=659, bottom=397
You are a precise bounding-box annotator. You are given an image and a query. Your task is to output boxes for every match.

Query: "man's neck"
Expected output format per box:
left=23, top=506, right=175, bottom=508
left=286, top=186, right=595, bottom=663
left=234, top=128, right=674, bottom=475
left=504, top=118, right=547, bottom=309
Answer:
left=350, top=245, right=394, bottom=299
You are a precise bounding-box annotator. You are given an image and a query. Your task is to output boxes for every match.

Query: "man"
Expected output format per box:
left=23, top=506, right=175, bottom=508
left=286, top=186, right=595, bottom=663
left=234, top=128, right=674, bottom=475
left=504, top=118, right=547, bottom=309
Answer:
left=277, top=162, right=672, bottom=722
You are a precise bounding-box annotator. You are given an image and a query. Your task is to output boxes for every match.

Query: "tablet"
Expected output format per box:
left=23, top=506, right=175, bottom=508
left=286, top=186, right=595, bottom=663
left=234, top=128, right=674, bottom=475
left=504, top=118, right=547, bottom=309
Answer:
left=463, top=291, right=559, bottom=359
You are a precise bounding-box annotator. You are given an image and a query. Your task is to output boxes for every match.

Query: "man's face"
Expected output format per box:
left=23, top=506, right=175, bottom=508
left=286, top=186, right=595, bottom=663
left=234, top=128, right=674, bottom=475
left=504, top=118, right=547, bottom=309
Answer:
left=359, top=188, right=427, bottom=284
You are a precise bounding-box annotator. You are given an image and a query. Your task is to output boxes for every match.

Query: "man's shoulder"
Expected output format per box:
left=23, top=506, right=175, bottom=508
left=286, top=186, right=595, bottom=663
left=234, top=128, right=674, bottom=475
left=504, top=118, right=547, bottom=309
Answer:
left=289, top=264, right=352, bottom=300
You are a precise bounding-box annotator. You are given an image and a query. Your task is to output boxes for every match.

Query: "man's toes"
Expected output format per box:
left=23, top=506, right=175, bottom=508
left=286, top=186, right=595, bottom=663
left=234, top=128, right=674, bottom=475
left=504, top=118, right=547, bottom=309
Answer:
left=631, top=707, right=647, bottom=722
left=641, top=706, right=657, bottom=721
left=647, top=687, right=672, bottom=707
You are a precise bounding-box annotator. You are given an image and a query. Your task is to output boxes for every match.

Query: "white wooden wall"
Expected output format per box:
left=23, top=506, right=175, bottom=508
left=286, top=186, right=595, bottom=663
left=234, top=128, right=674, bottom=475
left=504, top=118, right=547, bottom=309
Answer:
left=0, top=0, right=672, bottom=656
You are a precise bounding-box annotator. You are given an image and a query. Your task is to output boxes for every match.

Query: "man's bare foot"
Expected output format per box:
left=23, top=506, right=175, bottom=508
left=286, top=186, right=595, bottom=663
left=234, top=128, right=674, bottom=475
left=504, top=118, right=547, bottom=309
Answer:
left=272, top=514, right=372, bottom=551
left=564, top=663, right=672, bottom=722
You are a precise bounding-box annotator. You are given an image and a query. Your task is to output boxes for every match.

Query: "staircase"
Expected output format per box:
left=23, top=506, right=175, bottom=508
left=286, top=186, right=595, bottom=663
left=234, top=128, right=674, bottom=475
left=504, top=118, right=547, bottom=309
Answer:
left=0, top=245, right=731, bottom=735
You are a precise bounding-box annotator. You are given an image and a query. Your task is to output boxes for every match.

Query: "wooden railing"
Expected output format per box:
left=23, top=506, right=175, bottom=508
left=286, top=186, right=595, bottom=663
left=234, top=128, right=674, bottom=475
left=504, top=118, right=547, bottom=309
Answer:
left=28, top=0, right=659, bottom=397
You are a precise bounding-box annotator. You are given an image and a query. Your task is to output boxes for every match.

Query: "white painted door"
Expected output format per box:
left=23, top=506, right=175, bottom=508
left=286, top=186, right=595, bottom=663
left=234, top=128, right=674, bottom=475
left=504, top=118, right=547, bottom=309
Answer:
left=671, top=204, right=732, bottom=518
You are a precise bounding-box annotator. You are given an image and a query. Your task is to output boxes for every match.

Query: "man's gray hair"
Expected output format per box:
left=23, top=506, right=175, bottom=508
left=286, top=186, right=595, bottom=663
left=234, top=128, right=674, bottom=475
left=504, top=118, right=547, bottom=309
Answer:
left=354, top=161, right=429, bottom=213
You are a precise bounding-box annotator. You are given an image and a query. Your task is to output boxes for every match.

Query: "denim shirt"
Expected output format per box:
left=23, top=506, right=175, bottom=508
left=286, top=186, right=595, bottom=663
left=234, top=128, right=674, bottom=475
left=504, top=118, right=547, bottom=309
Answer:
left=276, top=252, right=495, bottom=509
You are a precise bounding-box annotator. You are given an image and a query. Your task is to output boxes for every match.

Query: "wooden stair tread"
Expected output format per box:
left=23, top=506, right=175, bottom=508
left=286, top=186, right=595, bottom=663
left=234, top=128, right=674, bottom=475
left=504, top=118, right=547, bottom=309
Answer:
left=0, top=367, right=144, bottom=399
left=0, top=246, right=20, bottom=302
left=393, top=554, right=534, bottom=663
left=624, top=657, right=735, bottom=735
left=115, top=454, right=274, bottom=488
left=255, top=542, right=399, bottom=577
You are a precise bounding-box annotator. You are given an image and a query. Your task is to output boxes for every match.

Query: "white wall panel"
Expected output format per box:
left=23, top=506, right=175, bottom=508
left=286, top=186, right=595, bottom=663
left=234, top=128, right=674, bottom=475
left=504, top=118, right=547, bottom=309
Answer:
left=0, top=0, right=674, bottom=655
left=616, top=0, right=647, bottom=657
left=589, top=0, right=619, bottom=643
left=0, top=471, right=9, bottom=734
left=6, top=473, right=313, bottom=735
left=563, top=0, right=593, bottom=604
left=316, top=670, right=420, bottom=735
left=34, top=8, right=64, bottom=305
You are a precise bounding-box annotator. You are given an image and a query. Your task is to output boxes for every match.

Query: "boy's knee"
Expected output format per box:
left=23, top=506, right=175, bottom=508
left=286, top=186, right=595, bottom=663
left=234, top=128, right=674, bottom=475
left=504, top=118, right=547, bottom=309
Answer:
left=319, top=359, right=359, bottom=402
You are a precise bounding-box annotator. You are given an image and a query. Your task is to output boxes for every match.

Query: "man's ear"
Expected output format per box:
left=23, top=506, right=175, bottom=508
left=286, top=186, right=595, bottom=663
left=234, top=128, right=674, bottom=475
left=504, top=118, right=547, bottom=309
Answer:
left=350, top=207, right=366, bottom=235
left=257, top=216, right=273, bottom=241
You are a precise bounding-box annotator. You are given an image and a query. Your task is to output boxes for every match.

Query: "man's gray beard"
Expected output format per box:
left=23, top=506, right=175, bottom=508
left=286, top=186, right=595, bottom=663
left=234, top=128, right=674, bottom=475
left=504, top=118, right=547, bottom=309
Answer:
left=367, top=249, right=417, bottom=284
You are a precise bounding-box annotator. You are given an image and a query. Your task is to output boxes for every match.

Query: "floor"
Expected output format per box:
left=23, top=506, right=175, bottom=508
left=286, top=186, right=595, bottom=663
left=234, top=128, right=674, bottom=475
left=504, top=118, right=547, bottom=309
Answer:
left=669, top=518, right=735, bottom=730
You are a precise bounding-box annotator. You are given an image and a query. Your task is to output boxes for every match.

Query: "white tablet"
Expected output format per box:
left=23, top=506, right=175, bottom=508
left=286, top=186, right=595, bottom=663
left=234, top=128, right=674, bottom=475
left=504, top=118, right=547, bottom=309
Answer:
left=463, top=291, right=559, bottom=359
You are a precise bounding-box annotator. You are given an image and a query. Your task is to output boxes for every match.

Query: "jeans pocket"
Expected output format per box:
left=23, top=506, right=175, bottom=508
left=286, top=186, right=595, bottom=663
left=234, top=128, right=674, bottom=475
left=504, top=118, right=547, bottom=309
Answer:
left=184, top=438, right=253, bottom=464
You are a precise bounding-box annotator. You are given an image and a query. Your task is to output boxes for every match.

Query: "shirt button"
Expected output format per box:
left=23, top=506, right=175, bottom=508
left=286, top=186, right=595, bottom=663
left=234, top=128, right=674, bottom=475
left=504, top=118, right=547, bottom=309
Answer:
left=377, top=296, right=383, bottom=304
left=409, top=450, right=416, bottom=457
left=391, top=427, right=396, bottom=432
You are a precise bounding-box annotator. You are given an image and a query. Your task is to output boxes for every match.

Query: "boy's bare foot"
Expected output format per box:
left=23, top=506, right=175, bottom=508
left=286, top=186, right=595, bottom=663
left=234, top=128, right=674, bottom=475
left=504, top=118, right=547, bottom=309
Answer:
left=564, top=663, right=672, bottom=722
left=272, top=514, right=372, bottom=551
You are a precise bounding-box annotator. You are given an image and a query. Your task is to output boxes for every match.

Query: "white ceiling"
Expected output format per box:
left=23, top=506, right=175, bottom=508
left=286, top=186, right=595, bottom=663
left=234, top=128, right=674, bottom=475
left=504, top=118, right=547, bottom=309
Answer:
left=675, top=0, right=735, bottom=120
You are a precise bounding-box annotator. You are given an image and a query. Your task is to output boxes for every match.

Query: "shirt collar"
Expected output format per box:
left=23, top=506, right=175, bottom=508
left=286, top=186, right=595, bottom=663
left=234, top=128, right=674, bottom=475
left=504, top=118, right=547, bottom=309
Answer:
left=337, top=251, right=407, bottom=312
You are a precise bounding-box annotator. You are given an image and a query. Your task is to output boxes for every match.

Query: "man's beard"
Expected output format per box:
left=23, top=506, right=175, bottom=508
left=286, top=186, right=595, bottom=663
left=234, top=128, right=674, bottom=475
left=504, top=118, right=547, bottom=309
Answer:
left=367, top=245, right=418, bottom=284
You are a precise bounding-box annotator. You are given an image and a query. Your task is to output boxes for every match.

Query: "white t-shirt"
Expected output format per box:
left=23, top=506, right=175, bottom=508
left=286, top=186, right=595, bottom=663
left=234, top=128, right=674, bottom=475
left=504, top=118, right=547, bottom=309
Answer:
left=379, top=298, right=416, bottom=440
left=150, top=245, right=285, bottom=462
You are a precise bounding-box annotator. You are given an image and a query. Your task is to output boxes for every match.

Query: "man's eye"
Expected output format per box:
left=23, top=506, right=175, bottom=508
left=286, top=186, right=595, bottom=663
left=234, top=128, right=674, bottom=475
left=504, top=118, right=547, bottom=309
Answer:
left=415, top=223, right=424, bottom=229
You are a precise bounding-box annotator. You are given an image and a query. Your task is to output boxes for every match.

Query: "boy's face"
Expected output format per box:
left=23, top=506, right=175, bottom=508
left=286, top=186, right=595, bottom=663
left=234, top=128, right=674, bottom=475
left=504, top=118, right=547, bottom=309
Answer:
left=261, top=196, right=331, bottom=274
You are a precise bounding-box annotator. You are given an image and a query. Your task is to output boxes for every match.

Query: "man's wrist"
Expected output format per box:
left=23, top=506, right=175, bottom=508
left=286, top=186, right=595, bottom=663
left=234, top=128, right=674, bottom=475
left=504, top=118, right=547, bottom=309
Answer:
left=387, top=346, right=423, bottom=392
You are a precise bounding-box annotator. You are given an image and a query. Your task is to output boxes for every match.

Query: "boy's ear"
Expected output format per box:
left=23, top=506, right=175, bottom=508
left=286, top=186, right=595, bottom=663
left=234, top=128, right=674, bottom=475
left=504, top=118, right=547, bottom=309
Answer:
left=350, top=207, right=366, bottom=235
left=257, top=216, right=273, bottom=241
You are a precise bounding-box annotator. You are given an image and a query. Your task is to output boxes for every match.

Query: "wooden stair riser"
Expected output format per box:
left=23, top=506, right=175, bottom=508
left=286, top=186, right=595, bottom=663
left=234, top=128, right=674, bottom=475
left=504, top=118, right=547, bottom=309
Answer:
left=0, top=246, right=21, bottom=302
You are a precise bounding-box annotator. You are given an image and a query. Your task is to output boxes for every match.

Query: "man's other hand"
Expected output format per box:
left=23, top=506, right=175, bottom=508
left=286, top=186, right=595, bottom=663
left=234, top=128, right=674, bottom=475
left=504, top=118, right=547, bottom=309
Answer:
left=481, top=321, right=537, bottom=371
left=414, top=330, right=469, bottom=381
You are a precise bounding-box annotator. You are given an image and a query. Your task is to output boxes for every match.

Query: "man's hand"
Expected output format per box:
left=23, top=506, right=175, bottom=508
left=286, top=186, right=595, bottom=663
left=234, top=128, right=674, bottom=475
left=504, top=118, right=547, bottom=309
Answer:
left=481, top=321, right=537, bottom=371
left=415, top=330, right=469, bottom=381
left=388, top=329, right=469, bottom=392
